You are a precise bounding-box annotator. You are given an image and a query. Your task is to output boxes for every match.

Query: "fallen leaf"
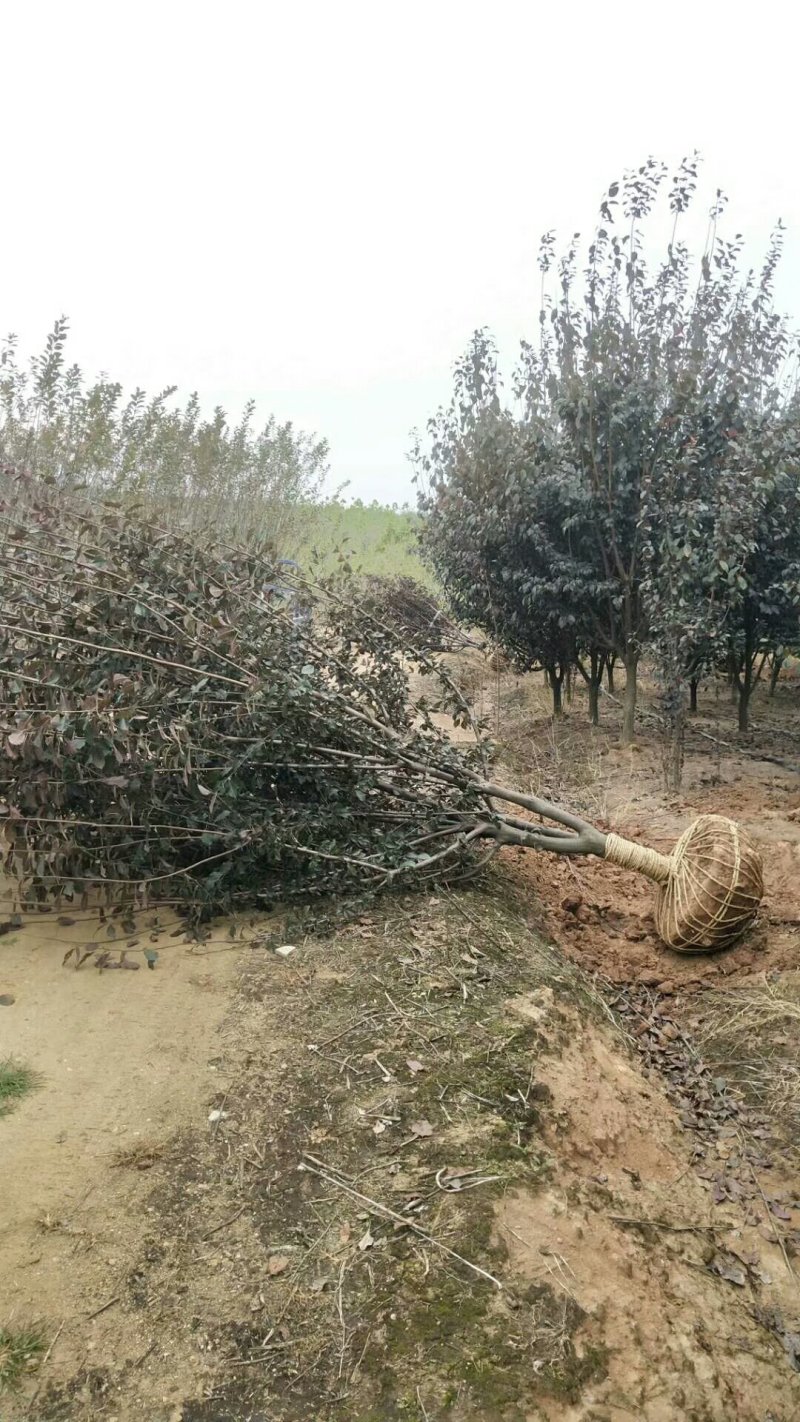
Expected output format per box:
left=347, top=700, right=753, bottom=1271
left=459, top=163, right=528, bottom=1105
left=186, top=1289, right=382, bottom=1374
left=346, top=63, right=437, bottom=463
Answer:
left=372, top=1121, right=387, bottom=1136
left=309, top=1276, right=331, bottom=1293
left=267, top=1255, right=290, bottom=1277
left=406, top=1059, right=426, bottom=1074
left=410, top=1119, right=434, bottom=1138
left=7, top=729, right=27, bottom=746
left=357, top=1229, right=374, bottom=1251
left=711, top=1252, right=747, bottom=1287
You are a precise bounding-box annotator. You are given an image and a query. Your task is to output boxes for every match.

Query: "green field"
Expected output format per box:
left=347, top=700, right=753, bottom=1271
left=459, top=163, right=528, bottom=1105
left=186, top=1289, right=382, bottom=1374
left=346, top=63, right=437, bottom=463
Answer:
left=293, top=500, right=434, bottom=583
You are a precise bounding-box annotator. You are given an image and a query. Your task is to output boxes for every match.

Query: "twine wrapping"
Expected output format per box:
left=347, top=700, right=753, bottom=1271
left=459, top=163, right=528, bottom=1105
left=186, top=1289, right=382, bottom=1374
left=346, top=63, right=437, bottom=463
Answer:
left=604, top=814, right=763, bottom=953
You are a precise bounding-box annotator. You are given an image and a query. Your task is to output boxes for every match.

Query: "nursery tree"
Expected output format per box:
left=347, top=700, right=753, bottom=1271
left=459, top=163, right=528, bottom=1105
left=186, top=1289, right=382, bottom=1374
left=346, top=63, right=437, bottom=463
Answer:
left=0, top=318, right=329, bottom=550
left=417, top=156, right=800, bottom=750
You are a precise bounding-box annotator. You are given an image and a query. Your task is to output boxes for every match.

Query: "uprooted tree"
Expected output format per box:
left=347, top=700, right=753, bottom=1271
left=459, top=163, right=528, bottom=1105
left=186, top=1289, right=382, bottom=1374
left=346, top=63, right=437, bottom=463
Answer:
left=0, top=475, right=764, bottom=955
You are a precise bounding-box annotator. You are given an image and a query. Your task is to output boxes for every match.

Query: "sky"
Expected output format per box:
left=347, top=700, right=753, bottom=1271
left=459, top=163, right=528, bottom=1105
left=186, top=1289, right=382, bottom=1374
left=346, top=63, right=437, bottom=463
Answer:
left=4, top=0, right=800, bottom=505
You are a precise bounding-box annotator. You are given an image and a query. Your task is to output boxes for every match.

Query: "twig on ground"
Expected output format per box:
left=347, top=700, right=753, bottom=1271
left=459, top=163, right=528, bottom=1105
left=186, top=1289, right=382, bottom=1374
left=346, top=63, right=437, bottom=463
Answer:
left=336, top=1259, right=348, bottom=1379
left=40, top=1319, right=66, bottom=1369
left=203, top=1202, right=248, bottom=1239
left=609, top=1215, right=726, bottom=1235
left=416, top=1384, right=433, bottom=1420
left=86, top=1295, right=121, bottom=1321
left=299, top=1160, right=502, bottom=1289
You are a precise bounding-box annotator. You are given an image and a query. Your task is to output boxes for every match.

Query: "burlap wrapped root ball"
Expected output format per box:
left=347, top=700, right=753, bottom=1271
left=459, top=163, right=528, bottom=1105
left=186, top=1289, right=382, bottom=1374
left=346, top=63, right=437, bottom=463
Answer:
left=604, top=814, right=764, bottom=952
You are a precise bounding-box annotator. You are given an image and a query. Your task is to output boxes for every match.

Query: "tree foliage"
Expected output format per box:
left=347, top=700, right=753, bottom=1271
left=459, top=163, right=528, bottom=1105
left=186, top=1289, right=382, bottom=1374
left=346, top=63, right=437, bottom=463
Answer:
left=416, top=157, right=800, bottom=751
left=0, top=318, right=329, bottom=550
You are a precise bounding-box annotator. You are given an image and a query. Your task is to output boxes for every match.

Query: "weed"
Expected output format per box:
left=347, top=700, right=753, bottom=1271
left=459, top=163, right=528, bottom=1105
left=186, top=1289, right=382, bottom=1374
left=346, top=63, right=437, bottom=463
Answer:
left=0, top=1325, right=45, bottom=1392
left=0, top=1059, right=39, bottom=1117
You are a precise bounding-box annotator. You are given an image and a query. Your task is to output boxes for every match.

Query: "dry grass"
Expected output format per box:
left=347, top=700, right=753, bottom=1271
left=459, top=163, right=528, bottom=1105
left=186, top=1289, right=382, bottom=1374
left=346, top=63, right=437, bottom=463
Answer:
left=693, top=974, right=800, bottom=1144
left=493, top=678, right=608, bottom=823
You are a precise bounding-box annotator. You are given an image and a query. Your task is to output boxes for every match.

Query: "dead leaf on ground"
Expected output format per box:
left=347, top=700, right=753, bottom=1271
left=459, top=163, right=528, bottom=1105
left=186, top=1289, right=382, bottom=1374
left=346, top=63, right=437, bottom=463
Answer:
left=410, top=1119, right=434, bottom=1138
left=267, top=1254, right=290, bottom=1277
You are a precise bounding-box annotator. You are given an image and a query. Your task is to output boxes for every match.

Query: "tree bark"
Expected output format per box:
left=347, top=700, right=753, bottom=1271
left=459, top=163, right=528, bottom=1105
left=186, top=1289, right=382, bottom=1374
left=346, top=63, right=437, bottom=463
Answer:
left=689, top=678, right=698, bottom=714
left=547, top=664, right=564, bottom=717
left=738, top=677, right=751, bottom=734
left=621, top=650, right=638, bottom=745
left=769, top=653, right=784, bottom=698
left=588, top=677, right=600, bottom=726
left=606, top=653, right=616, bottom=695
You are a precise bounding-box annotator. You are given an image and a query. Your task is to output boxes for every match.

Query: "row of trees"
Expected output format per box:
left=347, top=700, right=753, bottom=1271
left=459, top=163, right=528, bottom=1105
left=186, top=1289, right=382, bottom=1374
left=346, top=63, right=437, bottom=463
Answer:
left=0, top=318, right=329, bottom=549
left=415, top=157, right=800, bottom=766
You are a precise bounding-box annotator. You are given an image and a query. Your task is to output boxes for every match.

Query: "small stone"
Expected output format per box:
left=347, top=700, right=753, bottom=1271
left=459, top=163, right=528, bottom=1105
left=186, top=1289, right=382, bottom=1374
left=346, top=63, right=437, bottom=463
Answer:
left=656, top=979, right=675, bottom=994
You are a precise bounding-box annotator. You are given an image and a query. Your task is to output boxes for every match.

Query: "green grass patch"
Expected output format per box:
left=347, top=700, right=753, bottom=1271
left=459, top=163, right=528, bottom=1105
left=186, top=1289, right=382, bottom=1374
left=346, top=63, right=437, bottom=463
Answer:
left=0, top=1058, right=40, bottom=1117
left=0, top=1325, right=45, bottom=1391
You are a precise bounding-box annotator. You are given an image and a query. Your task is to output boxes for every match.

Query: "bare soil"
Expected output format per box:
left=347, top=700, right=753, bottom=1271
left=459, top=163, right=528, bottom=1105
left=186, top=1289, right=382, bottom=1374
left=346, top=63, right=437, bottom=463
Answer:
left=1, top=663, right=799, bottom=1420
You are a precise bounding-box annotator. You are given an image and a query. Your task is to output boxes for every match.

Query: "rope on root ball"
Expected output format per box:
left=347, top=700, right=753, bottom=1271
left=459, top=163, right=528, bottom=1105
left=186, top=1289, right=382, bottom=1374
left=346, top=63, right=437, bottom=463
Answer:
left=604, top=814, right=764, bottom=954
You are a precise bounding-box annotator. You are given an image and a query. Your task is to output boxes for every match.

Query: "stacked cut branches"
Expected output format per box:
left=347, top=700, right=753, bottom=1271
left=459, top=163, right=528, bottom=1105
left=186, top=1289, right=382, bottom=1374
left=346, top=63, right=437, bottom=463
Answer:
left=0, top=475, right=607, bottom=921
left=358, top=574, right=476, bottom=653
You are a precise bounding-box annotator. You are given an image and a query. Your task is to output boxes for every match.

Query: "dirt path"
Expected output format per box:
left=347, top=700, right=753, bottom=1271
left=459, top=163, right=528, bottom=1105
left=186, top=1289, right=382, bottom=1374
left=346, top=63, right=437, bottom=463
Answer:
left=1, top=913, right=240, bottom=1414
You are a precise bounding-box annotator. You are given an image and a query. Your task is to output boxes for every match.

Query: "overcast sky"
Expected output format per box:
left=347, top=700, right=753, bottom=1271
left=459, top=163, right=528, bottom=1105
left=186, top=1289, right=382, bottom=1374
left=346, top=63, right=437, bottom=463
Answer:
left=4, top=1, right=799, bottom=505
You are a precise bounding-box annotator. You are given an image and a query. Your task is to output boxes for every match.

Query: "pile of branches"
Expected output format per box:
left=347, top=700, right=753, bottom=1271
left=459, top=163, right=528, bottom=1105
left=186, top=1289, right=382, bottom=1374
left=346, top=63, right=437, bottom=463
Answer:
left=358, top=574, right=476, bottom=653
left=0, top=476, right=600, bottom=922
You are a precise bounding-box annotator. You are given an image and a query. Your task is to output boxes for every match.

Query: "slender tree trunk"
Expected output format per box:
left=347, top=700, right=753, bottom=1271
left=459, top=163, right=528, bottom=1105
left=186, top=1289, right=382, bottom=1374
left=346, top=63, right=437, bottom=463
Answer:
left=689, top=678, right=698, bottom=714
left=588, top=677, right=600, bottom=726
left=729, top=652, right=739, bottom=704
left=606, top=653, right=616, bottom=695
left=547, top=664, right=564, bottom=717
left=565, top=665, right=574, bottom=706
left=738, top=674, right=751, bottom=734
left=621, top=649, right=638, bottom=745
left=769, top=652, right=784, bottom=698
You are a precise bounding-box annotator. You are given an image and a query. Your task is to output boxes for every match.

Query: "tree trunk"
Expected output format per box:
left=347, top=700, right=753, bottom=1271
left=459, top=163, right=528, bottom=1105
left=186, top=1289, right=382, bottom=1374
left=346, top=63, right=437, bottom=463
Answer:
left=689, top=678, right=698, bottom=714
left=738, top=679, right=750, bottom=734
left=769, top=653, right=784, bottom=698
left=621, top=650, right=638, bottom=745
left=729, top=653, right=739, bottom=704
left=565, top=666, right=574, bottom=705
left=548, top=662, right=565, bottom=716
left=588, top=677, right=600, bottom=726
left=606, top=654, right=616, bottom=695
